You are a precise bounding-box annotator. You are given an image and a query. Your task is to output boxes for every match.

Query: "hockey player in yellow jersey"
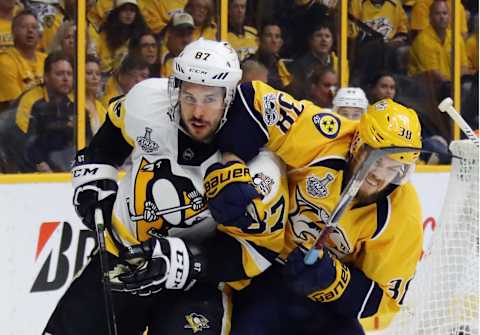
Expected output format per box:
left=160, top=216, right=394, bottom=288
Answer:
left=202, top=80, right=423, bottom=334
left=43, top=39, right=288, bottom=335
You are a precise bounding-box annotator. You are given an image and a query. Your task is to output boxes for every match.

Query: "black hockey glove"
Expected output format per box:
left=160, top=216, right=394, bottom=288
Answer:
left=203, top=161, right=265, bottom=227
left=284, top=247, right=351, bottom=303
left=72, top=151, right=118, bottom=231
left=111, top=235, right=204, bottom=296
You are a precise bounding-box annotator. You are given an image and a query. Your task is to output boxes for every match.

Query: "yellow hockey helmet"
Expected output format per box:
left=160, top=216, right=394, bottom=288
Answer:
left=350, top=99, right=422, bottom=164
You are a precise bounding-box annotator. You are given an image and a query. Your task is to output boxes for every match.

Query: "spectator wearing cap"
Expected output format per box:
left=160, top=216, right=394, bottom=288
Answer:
left=102, top=54, right=150, bottom=108
left=0, top=10, right=46, bottom=111
left=408, top=0, right=468, bottom=82
left=249, top=22, right=292, bottom=90
left=227, top=0, right=258, bottom=63
left=0, top=0, right=23, bottom=52
left=160, top=12, right=194, bottom=78
left=129, top=31, right=161, bottom=77
left=332, top=87, right=369, bottom=120
left=185, top=0, right=217, bottom=40
left=290, top=23, right=348, bottom=99
left=95, top=0, right=148, bottom=74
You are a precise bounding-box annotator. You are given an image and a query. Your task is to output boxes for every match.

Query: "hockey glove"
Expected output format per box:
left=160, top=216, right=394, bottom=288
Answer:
left=204, top=161, right=265, bottom=227
left=284, top=247, right=351, bottom=303
left=72, top=151, right=118, bottom=231
left=111, top=235, right=203, bottom=296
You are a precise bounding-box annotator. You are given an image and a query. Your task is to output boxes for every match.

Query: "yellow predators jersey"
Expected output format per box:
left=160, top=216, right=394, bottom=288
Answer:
left=141, top=0, right=187, bottom=34
left=105, top=78, right=288, bottom=290
left=217, top=80, right=423, bottom=326
left=227, top=26, right=258, bottom=63
left=350, top=0, right=408, bottom=40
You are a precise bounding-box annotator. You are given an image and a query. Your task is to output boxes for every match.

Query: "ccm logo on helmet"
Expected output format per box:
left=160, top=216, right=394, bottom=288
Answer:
left=189, top=68, right=208, bottom=75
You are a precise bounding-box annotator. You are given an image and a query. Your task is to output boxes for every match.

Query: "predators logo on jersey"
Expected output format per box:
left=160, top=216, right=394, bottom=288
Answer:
left=131, top=157, right=208, bottom=240
left=312, top=113, right=341, bottom=139
left=289, top=186, right=351, bottom=256
left=184, top=313, right=210, bottom=333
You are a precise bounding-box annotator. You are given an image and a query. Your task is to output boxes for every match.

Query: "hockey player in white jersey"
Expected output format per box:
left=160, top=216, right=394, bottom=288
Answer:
left=43, top=39, right=289, bottom=335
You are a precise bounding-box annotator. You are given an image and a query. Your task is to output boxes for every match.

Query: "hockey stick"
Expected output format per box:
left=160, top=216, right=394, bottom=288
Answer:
left=126, top=197, right=193, bottom=222
left=438, top=97, right=479, bottom=148
left=304, top=146, right=421, bottom=265
left=94, top=207, right=118, bottom=335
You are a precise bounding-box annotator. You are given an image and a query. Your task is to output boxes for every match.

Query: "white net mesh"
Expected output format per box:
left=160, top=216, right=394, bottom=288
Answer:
left=382, top=140, right=479, bottom=335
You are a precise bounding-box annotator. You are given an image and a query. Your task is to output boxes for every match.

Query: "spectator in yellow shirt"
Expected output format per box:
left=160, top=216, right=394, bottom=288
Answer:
left=408, top=0, right=468, bottom=81
left=349, top=0, right=409, bottom=43
left=0, top=0, right=22, bottom=52
left=227, top=0, right=258, bottom=63
left=102, top=54, right=150, bottom=108
left=96, top=0, right=148, bottom=74
left=410, top=0, right=468, bottom=40
left=185, top=0, right=217, bottom=40
left=160, top=12, right=194, bottom=78
left=465, top=29, right=478, bottom=75
left=140, top=0, right=187, bottom=35
left=85, top=55, right=106, bottom=137
left=0, top=10, right=46, bottom=109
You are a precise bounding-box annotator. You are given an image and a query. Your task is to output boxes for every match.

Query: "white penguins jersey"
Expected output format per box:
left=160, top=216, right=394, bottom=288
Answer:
left=103, top=78, right=289, bottom=289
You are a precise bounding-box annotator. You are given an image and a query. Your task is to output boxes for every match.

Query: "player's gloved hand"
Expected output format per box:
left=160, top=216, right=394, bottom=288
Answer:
left=111, top=235, right=203, bottom=296
left=204, top=161, right=265, bottom=227
left=72, top=150, right=118, bottom=231
left=283, top=247, right=351, bottom=303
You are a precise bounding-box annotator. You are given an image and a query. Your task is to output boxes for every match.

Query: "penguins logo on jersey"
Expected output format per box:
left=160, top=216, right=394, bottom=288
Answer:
left=312, top=113, right=341, bottom=139
left=184, top=313, right=210, bottom=333
left=130, top=158, right=208, bottom=238
left=290, top=186, right=352, bottom=255
left=252, top=172, right=274, bottom=197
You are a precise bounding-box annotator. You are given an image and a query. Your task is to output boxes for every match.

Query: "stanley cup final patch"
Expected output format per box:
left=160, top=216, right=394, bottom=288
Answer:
left=137, top=127, right=159, bottom=153
left=312, top=113, right=341, bottom=139
left=306, top=173, right=334, bottom=198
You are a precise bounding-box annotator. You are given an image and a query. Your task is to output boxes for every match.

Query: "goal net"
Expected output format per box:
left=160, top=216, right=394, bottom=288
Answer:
left=381, top=140, right=479, bottom=335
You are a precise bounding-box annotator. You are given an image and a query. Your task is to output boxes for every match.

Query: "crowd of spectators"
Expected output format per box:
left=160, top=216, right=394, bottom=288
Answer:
left=0, top=0, right=477, bottom=173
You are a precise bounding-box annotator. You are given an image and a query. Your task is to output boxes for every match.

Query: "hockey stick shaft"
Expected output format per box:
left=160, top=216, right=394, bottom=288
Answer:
left=304, top=146, right=421, bottom=265
left=94, top=208, right=118, bottom=335
left=438, top=97, right=479, bottom=148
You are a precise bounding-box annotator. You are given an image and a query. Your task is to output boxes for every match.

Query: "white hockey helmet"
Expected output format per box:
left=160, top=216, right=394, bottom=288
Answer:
left=332, top=87, right=369, bottom=112
left=168, top=38, right=243, bottom=132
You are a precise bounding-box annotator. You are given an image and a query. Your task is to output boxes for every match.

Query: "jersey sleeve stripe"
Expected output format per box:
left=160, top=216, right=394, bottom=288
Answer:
left=357, top=280, right=375, bottom=319
left=329, top=266, right=383, bottom=318
left=372, top=196, right=392, bottom=240
left=237, top=83, right=269, bottom=140
left=309, top=157, right=347, bottom=171
left=233, top=236, right=272, bottom=277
